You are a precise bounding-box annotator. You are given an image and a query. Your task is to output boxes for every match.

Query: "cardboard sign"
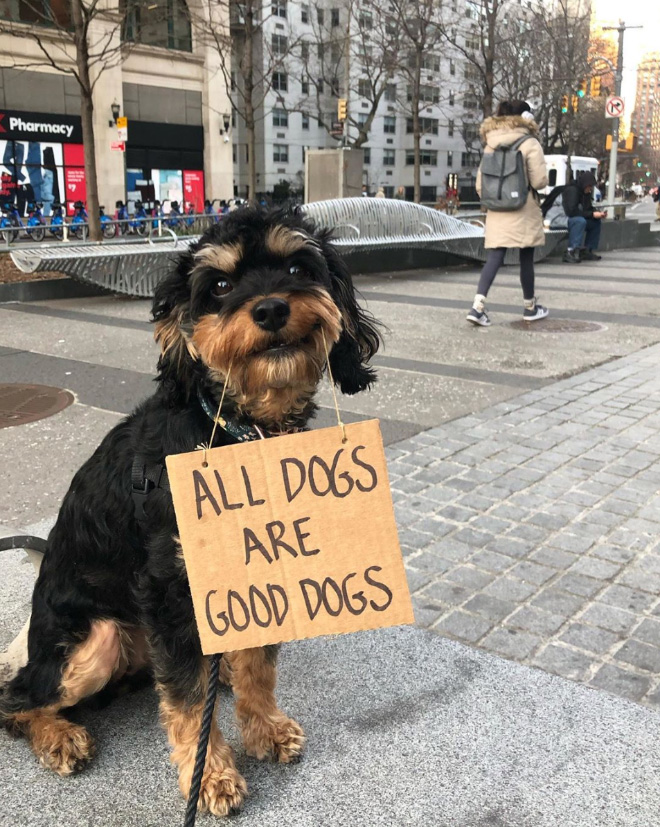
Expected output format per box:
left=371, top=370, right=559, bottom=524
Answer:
left=166, top=420, right=414, bottom=654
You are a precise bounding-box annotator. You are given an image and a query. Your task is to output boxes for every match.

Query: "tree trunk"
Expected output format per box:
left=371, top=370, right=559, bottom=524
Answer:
left=71, top=0, right=101, bottom=241
left=244, top=10, right=256, bottom=201
left=412, top=59, right=421, bottom=203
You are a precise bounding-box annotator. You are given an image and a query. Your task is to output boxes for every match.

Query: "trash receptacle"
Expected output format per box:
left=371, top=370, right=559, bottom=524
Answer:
left=613, top=204, right=626, bottom=221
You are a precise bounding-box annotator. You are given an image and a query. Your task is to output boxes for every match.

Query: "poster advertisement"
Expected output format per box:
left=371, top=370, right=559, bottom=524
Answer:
left=183, top=170, right=205, bottom=213
left=0, top=139, right=68, bottom=216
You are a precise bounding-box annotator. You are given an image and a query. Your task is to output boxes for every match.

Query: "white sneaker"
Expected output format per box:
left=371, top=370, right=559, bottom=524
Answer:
left=523, top=301, right=549, bottom=322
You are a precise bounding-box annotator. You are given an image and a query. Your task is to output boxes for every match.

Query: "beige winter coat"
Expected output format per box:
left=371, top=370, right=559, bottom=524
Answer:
left=476, top=115, right=549, bottom=249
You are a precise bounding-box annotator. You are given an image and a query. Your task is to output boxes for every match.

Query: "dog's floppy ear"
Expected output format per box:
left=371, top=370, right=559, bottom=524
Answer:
left=318, top=234, right=381, bottom=395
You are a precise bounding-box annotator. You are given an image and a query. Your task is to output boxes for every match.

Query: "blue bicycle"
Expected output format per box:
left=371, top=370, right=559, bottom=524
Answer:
left=0, top=201, right=46, bottom=243
left=71, top=200, right=88, bottom=241
left=49, top=202, right=66, bottom=239
left=99, top=205, right=116, bottom=239
left=26, top=202, right=46, bottom=242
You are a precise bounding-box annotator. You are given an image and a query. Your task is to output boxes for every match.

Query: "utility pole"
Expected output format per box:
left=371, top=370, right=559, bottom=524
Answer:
left=603, top=20, right=642, bottom=205
left=342, top=1, right=351, bottom=148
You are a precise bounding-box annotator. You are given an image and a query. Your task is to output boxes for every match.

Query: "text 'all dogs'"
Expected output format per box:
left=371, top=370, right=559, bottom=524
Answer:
left=166, top=419, right=414, bottom=654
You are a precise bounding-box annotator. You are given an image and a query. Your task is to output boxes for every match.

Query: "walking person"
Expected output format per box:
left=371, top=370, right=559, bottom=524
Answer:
left=467, top=100, right=549, bottom=326
left=653, top=186, right=660, bottom=222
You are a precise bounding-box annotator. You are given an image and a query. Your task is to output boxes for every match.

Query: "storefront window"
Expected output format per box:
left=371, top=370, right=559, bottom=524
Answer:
left=0, top=0, right=71, bottom=27
left=121, top=0, right=192, bottom=52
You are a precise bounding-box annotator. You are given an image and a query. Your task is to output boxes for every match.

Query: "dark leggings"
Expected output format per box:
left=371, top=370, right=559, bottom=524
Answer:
left=477, top=247, right=535, bottom=300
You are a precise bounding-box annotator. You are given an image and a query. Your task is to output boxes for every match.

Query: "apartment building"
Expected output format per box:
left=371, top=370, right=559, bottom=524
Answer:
left=632, top=53, right=660, bottom=151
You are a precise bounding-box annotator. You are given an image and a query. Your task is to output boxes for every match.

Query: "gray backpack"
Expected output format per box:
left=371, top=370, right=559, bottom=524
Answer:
left=479, top=135, right=533, bottom=211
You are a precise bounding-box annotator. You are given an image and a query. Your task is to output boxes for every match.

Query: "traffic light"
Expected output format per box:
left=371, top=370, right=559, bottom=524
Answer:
left=561, top=95, right=569, bottom=114
left=337, top=98, right=347, bottom=121
left=636, top=159, right=643, bottom=168
left=590, top=76, right=601, bottom=97
left=577, top=79, right=587, bottom=98
left=605, top=135, right=612, bottom=150
left=626, top=133, right=638, bottom=151
left=571, top=95, right=579, bottom=112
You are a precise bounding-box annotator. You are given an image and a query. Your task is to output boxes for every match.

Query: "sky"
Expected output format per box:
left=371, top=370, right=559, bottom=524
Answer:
left=592, top=0, right=660, bottom=126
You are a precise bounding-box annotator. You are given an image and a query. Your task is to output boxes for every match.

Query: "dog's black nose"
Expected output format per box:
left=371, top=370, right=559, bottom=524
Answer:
left=252, top=297, right=290, bottom=332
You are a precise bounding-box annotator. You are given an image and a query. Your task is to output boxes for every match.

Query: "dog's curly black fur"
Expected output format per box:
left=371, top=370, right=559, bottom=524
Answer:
left=0, top=207, right=380, bottom=814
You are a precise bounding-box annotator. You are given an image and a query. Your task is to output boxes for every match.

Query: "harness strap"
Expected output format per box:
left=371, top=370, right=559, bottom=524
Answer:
left=131, top=456, right=171, bottom=523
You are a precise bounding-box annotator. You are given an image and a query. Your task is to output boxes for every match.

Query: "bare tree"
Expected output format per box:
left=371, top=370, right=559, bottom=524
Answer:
left=0, top=0, right=142, bottom=240
left=389, top=0, right=444, bottom=202
left=193, top=0, right=301, bottom=199
left=290, top=0, right=399, bottom=149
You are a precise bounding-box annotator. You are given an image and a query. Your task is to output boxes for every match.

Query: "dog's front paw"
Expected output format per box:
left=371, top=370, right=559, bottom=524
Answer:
left=243, top=715, right=305, bottom=763
left=198, top=767, right=247, bottom=817
left=34, top=720, right=95, bottom=776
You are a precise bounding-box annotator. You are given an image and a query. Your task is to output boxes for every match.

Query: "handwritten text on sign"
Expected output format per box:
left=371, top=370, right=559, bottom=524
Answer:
left=166, top=420, right=414, bottom=654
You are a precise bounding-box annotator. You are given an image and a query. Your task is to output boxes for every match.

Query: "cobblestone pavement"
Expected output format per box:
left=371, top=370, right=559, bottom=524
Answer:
left=389, top=342, right=660, bottom=708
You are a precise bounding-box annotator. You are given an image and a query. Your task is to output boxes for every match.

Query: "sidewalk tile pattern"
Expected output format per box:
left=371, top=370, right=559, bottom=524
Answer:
left=387, top=344, right=660, bottom=707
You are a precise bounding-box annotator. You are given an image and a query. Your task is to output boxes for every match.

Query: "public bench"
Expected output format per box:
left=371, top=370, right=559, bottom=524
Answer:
left=10, top=199, right=567, bottom=297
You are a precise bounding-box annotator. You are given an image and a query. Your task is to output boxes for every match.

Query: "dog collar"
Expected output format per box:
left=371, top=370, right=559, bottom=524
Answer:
left=197, top=386, right=269, bottom=442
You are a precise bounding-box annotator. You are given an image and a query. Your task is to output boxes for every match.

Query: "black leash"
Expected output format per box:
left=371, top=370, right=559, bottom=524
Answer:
left=0, top=535, right=47, bottom=553
left=183, top=653, right=221, bottom=827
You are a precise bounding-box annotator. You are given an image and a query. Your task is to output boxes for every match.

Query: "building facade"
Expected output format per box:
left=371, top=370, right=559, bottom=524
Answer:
left=631, top=53, right=660, bottom=151
left=0, top=0, right=233, bottom=215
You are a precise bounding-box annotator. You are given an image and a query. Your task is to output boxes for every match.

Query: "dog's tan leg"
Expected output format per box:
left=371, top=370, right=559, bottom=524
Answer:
left=158, top=675, right=247, bottom=817
left=225, top=646, right=305, bottom=763
left=9, top=619, right=121, bottom=775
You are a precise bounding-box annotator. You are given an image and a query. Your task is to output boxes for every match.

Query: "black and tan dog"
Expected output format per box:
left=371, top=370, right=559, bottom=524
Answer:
left=1, top=207, right=380, bottom=816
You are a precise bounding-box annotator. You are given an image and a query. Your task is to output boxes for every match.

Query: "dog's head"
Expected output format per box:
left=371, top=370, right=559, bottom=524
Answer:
left=152, top=207, right=380, bottom=427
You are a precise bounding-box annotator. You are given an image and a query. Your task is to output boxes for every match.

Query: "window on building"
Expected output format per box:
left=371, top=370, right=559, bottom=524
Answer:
left=358, top=79, right=371, bottom=98
left=273, top=144, right=289, bottom=163
left=301, top=3, right=308, bottom=22
left=358, top=45, right=372, bottom=64
left=447, top=151, right=453, bottom=167
left=232, top=144, right=237, bottom=163
left=121, top=0, right=192, bottom=52
left=461, top=151, right=479, bottom=167
left=406, top=117, right=438, bottom=134
left=384, top=116, right=396, bottom=134
left=272, top=34, right=288, bottom=54
left=407, top=84, right=439, bottom=104
left=301, top=79, right=309, bottom=94
left=317, top=43, right=324, bottom=60
left=464, top=94, right=478, bottom=109
left=301, top=41, right=309, bottom=60
left=302, top=112, right=310, bottom=130
left=272, top=108, right=288, bottom=127
left=317, top=78, right=324, bottom=93
left=385, top=83, right=397, bottom=102
left=14, top=0, right=71, bottom=25
left=448, top=118, right=454, bottom=136
left=331, top=7, right=339, bottom=26
left=405, top=149, right=438, bottom=165
left=449, top=91, right=455, bottom=106
left=357, top=112, right=369, bottom=127
left=272, top=71, right=288, bottom=91
left=363, top=147, right=371, bottom=165
left=271, top=0, right=286, bottom=18
left=383, top=149, right=395, bottom=166
left=449, top=59, right=455, bottom=76
left=230, top=71, right=236, bottom=91
left=317, top=7, right=324, bottom=24
left=359, top=9, right=373, bottom=28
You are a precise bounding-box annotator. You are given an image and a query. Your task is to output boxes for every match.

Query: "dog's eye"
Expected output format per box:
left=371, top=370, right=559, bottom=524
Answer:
left=289, top=264, right=308, bottom=277
left=211, top=279, right=233, bottom=298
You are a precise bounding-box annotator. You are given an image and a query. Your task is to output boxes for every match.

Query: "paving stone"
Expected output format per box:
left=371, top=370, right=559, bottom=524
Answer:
left=444, top=566, right=494, bottom=591
left=456, top=493, right=496, bottom=511
left=615, top=640, right=660, bottom=674
left=529, top=547, right=577, bottom=570
left=393, top=478, right=428, bottom=495
left=405, top=568, right=434, bottom=595
left=433, top=610, right=493, bottom=643
left=397, top=528, right=436, bottom=551
left=525, top=511, right=572, bottom=531
left=507, top=606, right=566, bottom=636
left=423, top=580, right=473, bottom=607
left=509, top=560, right=556, bottom=586
left=480, top=628, right=542, bottom=659
left=631, top=618, right=660, bottom=647
left=600, top=498, right=640, bottom=517
left=405, top=551, right=454, bottom=575
left=589, top=665, right=652, bottom=703
left=468, top=549, right=514, bottom=574
left=617, top=568, right=660, bottom=595
left=554, top=572, right=603, bottom=598
left=506, top=524, right=550, bottom=544
left=533, top=644, right=593, bottom=682
left=487, top=536, right=535, bottom=559
left=531, top=589, right=585, bottom=617
left=581, top=604, right=638, bottom=635
left=453, top=528, right=493, bottom=549
left=597, top=585, right=657, bottom=614
left=483, top=576, right=537, bottom=603
left=436, top=505, right=478, bottom=523
left=410, top=517, right=454, bottom=538
left=424, top=539, right=474, bottom=563
left=591, top=544, right=636, bottom=564
left=463, top=593, right=516, bottom=622
left=559, top=623, right=621, bottom=655
left=548, top=533, right=597, bottom=554
left=418, top=485, right=457, bottom=505
left=410, top=599, right=444, bottom=629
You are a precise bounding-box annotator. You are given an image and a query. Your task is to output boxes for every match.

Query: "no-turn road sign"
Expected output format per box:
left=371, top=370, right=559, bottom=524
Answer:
left=605, top=96, right=625, bottom=119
